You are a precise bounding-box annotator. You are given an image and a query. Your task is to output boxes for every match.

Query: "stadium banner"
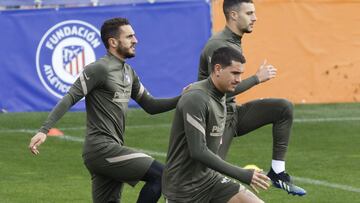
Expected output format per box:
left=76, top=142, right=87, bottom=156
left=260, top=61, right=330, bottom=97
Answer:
left=0, top=1, right=211, bottom=112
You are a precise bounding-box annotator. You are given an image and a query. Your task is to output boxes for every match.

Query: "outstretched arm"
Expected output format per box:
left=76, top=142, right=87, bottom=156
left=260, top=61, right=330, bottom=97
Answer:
left=131, top=72, right=190, bottom=114
left=29, top=65, right=106, bottom=155
left=136, top=83, right=193, bottom=114
left=29, top=94, right=75, bottom=155
left=226, top=76, right=259, bottom=97
left=227, top=60, right=277, bottom=97
left=137, top=93, right=180, bottom=115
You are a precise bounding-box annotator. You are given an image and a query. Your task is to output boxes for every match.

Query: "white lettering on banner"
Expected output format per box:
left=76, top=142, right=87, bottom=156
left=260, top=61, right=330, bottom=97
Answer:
left=44, top=65, right=70, bottom=94
left=45, top=26, right=100, bottom=50
left=37, top=20, right=101, bottom=98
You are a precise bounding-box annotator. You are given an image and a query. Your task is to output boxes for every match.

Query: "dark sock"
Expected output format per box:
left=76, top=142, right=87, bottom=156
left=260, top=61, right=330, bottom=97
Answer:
left=136, top=160, right=164, bottom=203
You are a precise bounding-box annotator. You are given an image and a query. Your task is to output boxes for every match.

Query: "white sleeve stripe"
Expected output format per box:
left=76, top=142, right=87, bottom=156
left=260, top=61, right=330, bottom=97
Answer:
left=136, top=83, right=145, bottom=100
left=105, top=153, right=151, bottom=163
left=186, top=113, right=205, bottom=136
left=79, top=73, right=88, bottom=95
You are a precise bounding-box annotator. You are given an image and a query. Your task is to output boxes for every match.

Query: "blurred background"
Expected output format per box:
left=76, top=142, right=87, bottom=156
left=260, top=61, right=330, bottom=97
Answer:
left=1, top=0, right=359, bottom=112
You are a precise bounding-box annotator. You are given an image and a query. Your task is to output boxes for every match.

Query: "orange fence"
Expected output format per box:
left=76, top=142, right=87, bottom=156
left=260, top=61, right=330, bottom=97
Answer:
left=212, top=0, right=360, bottom=104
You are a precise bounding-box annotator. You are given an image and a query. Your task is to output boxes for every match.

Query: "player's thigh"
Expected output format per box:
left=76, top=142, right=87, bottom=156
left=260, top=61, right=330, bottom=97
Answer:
left=85, top=144, right=154, bottom=185
left=91, top=173, right=124, bottom=203
left=209, top=176, right=243, bottom=203
left=227, top=192, right=264, bottom=203
left=236, top=98, right=292, bottom=135
left=227, top=189, right=264, bottom=203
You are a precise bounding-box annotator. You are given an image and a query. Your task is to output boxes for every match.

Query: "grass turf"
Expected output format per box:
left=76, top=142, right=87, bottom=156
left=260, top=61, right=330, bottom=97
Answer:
left=0, top=103, right=359, bottom=202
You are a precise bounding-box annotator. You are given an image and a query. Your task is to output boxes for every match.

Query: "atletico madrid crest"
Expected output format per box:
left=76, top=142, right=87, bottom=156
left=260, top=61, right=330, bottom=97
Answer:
left=62, top=45, right=85, bottom=77
left=36, top=20, right=103, bottom=98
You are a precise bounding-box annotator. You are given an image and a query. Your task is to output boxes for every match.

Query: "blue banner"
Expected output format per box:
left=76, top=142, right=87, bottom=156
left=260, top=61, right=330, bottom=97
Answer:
left=0, top=1, right=211, bottom=112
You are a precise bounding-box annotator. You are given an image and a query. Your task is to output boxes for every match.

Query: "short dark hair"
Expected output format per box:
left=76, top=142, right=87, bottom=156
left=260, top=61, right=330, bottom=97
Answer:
left=211, top=47, right=246, bottom=71
left=101, top=17, right=130, bottom=49
left=223, top=0, right=253, bottom=21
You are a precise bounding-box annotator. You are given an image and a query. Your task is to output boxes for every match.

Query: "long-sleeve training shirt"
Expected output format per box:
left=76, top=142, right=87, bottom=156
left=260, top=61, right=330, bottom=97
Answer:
left=198, top=26, right=260, bottom=111
left=162, top=78, right=253, bottom=201
left=38, top=53, right=179, bottom=160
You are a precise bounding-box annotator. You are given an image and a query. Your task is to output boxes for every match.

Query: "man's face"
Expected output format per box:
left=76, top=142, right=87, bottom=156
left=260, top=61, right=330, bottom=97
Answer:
left=217, top=61, right=244, bottom=93
left=115, top=25, right=138, bottom=59
left=234, top=3, right=257, bottom=34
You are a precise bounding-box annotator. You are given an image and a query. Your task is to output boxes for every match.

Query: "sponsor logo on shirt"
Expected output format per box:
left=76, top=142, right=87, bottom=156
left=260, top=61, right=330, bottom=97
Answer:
left=210, top=124, right=224, bottom=137
left=220, top=177, right=231, bottom=184
left=36, top=20, right=102, bottom=98
left=112, top=91, right=130, bottom=103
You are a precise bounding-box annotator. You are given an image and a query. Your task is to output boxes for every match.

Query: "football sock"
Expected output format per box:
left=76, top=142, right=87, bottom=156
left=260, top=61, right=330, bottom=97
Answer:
left=137, top=160, right=164, bottom=203
left=272, top=160, right=285, bottom=174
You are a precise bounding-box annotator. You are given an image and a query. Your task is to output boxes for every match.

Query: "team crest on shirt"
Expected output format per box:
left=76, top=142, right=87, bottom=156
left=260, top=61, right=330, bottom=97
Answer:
left=124, top=74, right=131, bottom=85
left=36, top=20, right=102, bottom=98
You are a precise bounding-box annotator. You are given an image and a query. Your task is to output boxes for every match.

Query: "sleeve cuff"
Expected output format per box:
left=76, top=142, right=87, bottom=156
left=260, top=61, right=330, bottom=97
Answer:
left=252, top=75, right=260, bottom=84
left=38, top=128, right=49, bottom=134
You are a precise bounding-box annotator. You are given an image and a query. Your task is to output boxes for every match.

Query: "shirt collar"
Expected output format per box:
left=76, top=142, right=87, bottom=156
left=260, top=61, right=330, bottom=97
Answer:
left=208, top=78, right=225, bottom=100
left=224, top=26, right=242, bottom=44
left=107, top=52, right=126, bottom=64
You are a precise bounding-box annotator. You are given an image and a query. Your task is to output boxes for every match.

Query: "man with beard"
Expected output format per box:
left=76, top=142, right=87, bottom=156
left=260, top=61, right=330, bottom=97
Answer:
left=198, top=0, right=306, bottom=196
left=29, top=17, right=181, bottom=203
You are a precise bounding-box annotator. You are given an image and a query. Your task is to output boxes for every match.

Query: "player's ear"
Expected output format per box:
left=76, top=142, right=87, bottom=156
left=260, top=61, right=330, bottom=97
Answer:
left=213, top=64, right=222, bottom=77
left=230, top=10, right=238, bottom=21
left=108, top=38, right=118, bottom=48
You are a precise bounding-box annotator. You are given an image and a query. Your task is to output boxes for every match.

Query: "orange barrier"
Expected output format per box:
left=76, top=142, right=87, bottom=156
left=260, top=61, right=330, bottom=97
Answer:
left=212, top=0, right=360, bottom=104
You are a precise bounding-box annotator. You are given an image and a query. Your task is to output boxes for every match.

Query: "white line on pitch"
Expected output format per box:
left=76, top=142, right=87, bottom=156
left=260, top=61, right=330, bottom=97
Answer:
left=2, top=116, right=360, bottom=134
left=294, top=117, right=360, bottom=122
left=49, top=134, right=360, bottom=194
left=292, top=176, right=360, bottom=193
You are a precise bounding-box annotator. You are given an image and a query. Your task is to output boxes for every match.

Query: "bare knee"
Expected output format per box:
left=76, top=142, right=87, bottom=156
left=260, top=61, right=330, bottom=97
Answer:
left=227, top=190, right=264, bottom=203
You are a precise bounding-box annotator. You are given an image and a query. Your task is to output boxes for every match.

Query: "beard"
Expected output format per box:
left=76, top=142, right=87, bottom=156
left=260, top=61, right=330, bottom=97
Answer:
left=242, top=26, right=253, bottom=34
left=237, top=22, right=253, bottom=34
left=243, top=29, right=253, bottom=34
left=116, top=43, right=135, bottom=59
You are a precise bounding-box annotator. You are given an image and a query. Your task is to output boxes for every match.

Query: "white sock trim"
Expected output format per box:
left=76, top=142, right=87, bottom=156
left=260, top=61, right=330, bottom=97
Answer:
left=272, top=160, right=285, bottom=174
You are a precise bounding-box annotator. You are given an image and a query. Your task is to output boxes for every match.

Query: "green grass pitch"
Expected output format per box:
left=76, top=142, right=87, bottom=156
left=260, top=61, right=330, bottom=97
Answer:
left=1, top=103, right=359, bottom=202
